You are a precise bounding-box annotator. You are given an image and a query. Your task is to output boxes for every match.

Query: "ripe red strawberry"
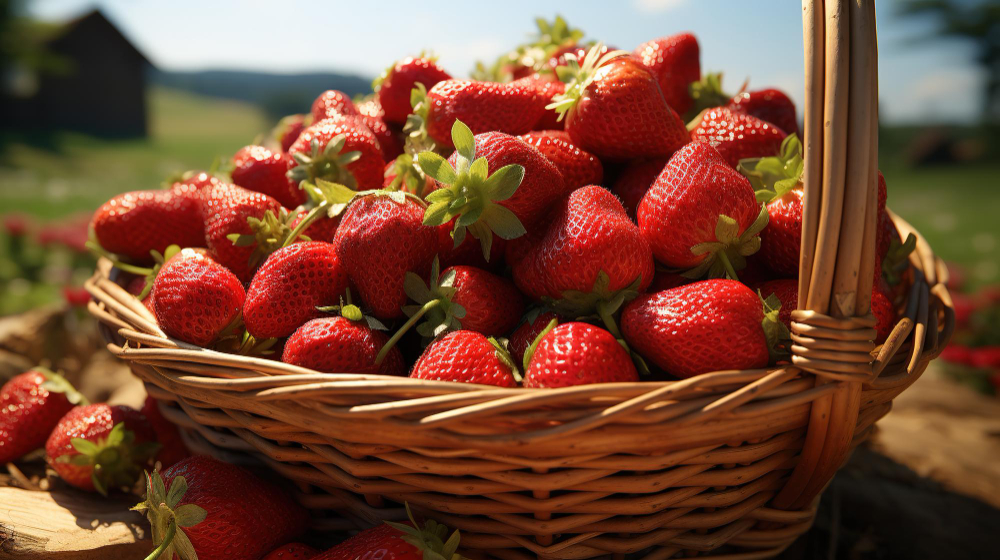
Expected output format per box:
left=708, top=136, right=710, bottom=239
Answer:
left=416, top=79, right=547, bottom=149
left=754, top=278, right=798, bottom=329
left=510, top=186, right=653, bottom=318
left=508, top=311, right=559, bottom=367
left=689, top=106, right=787, bottom=168
left=231, top=145, right=305, bottom=209
left=150, top=248, right=245, bottom=347
left=621, top=280, right=783, bottom=378
left=515, top=74, right=567, bottom=130
left=523, top=322, right=638, bottom=388
left=410, top=330, right=520, bottom=387
left=310, top=89, right=359, bottom=121
left=520, top=130, right=603, bottom=189
left=760, top=187, right=804, bottom=276
left=0, top=369, right=85, bottom=463
left=283, top=314, right=405, bottom=376
left=91, top=189, right=205, bottom=263
left=45, top=403, right=158, bottom=494
left=362, top=112, right=404, bottom=161
left=263, top=543, right=319, bottom=560
left=871, top=285, right=897, bottom=343
left=438, top=233, right=506, bottom=272
left=244, top=242, right=350, bottom=339
left=275, top=114, right=307, bottom=153
left=649, top=269, right=691, bottom=292
left=200, top=183, right=285, bottom=282
left=638, top=142, right=765, bottom=278
left=310, top=513, right=463, bottom=560
left=374, top=55, right=452, bottom=125
left=333, top=193, right=444, bottom=320
left=612, top=158, right=667, bottom=222
left=170, top=170, right=224, bottom=192
left=140, top=396, right=188, bottom=469
left=549, top=44, right=689, bottom=160
left=727, top=88, right=800, bottom=137
left=633, top=32, right=701, bottom=114
left=288, top=115, right=385, bottom=190
left=136, top=455, right=307, bottom=560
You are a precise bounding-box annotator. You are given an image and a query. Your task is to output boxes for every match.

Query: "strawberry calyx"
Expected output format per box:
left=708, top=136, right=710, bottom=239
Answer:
left=385, top=153, right=433, bottom=197
left=522, top=317, right=558, bottom=372
left=882, top=233, right=917, bottom=287
left=688, top=72, right=731, bottom=118
left=282, top=179, right=357, bottom=248
left=488, top=337, right=523, bottom=384
left=34, top=367, right=88, bottom=406
left=547, top=42, right=629, bottom=121
left=228, top=207, right=304, bottom=269
left=385, top=503, right=465, bottom=560
left=759, top=291, right=792, bottom=362
left=87, top=242, right=184, bottom=300
left=375, top=257, right=460, bottom=365
left=417, top=119, right=528, bottom=260
left=57, top=422, right=161, bottom=496
left=133, top=470, right=208, bottom=560
left=287, top=134, right=363, bottom=190
left=685, top=204, right=769, bottom=281
left=403, top=83, right=438, bottom=154
left=317, top=289, right=388, bottom=331
left=738, top=134, right=803, bottom=203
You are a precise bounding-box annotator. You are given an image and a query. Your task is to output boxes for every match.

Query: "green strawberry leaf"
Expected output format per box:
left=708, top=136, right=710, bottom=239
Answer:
left=174, top=504, right=207, bottom=528
left=417, top=152, right=458, bottom=184
left=451, top=120, right=476, bottom=163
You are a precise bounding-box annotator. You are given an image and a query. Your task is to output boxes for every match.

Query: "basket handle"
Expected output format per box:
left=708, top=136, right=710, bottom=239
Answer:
left=771, top=0, right=879, bottom=510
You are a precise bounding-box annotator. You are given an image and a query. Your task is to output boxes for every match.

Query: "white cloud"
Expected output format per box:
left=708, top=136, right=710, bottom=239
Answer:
left=633, top=0, right=688, bottom=13
left=433, top=37, right=509, bottom=76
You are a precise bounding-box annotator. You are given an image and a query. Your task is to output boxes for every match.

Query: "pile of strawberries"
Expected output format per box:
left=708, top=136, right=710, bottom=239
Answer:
left=89, top=17, right=912, bottom=390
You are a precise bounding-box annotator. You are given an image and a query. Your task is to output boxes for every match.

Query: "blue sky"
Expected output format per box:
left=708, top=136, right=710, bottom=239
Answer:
left=25, top=0, right=983, bottom=124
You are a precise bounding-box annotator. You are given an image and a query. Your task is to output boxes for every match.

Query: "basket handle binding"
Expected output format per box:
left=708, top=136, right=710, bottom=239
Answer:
left=771, top=0, right=880, bottom=510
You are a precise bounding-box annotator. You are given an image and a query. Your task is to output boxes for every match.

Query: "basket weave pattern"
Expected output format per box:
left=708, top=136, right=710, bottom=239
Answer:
left=85, top=1, right=954, bottom=558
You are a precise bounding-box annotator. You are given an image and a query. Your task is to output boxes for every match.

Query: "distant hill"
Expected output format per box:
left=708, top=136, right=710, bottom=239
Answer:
left=148, top=69, right=373, bottom=118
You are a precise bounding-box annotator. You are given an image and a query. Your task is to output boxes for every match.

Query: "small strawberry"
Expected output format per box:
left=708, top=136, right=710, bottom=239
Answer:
left=523, top=321, right=638, bottom=388
left=263, top=543, right=319, bottom=560
left=611, top=158, right=667, bottom=222
left=140, top=396, right=189, bottom=469
left=310, top=506, right=463, bottom=560
left=520, top=130, right=602, bottom=189
left=333, top=192, right=444, bottom=320
left=283, top=311, right=405, bottom=376
left=727, top=88, right=800, bottom=137
left=548, top=44, right=689, bottom=160
left=689, top=106, right=787, bottom=168
left=231, top=145, right=305, bottom=209
left=150, top=247, right=246, bottom=347
left=45, top=403, right=158, bottom=494
left=90, top=189, right=205, bottom=263
left=310, top=89, right=359, bottom=121
left=291, top=207, right=341, bottom=243
left=275, top=113, right=308, bottom=153
left=135, top=455, right=307, bottom=560
left=632, top=32, right=701, bottom=114
left=374, top=55, right=452, bottom=125
left=621, top=280, right=786, bottom=378
left=418, top=121, right=565, bottom=258
left=410, top=330, right=521, bottom=387
left=638, top=142, right=766, bottom=279
left=244, top=241, right=350, bottom=339
left=200, top=183, right=286, bottom=282
left=288, top=115, right=385, bottom=191
left=0, top=368, right=85, bottom=464
left=508, top=311, right=559, bottom=367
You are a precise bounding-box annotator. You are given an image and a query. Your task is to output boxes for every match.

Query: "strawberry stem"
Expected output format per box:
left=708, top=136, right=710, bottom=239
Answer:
left=595, top=300, right=622, bottom=340
left=85, top=241, right=153, bottom=276
left=281, top=201, right=330, bottom=249
left=717, top=251, right=740, bottom=282
left=375, top=299, right=443, bottom=365
left=144, top=520, right=176, bottom=560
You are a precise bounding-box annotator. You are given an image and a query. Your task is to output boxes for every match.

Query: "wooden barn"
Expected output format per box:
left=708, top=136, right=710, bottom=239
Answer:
left=2, top=10, right=151, bottom=137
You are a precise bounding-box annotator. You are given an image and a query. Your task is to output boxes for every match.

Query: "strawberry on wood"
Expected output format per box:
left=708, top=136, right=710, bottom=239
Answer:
left=0, top=368, right=85, bottom=464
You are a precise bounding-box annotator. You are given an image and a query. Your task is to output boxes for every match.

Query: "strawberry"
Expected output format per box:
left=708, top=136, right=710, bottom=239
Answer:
left=523, top=322, right=638, bottom=388
left=383, top=155, right=436, bottom=198
left=374, top=55, right=452, bottom=125
left=291, top=207, right=341, bottom=243
left=45, top=403, right=158, bottom=494
left=150, top=247, right=245, bottom=347
left=244, top=241, right=350, bottom=339
left=515, top=74, right=566, bottom=130
left=135, top=455, right=307, bottom=560
left=754, top=278, right=798, bottom=329
left=689, top=106, right=787, bottom=168
left=0, top=369, right=85, bottom=463
left=438, top=232, right=506, bottom=272
left=477, top=16, right=583, bottom=82
left=362, top=112, right=404, bottom=162
left=263, top=543, right=319, bottom=560
left=410, top=330, right=520, bottom=387
left=508, top=311, right=559, bottom=367
left=621, top=280, right=785, bottom=378
left=275, top=114, right=307, bottom=153
left=288, top=115, right=385, bottom=191
left=91, top=189, right=205, bottom=263
left=310, top=89, right=359, bottom=121
left=632, top=32, right=701, bottom=114
left=520, top=130, right=602, bottom=189
left=871, top=285, right=897, bottom=343
left=310, top=509, right=463, bottom=560
left=412, top=79, right=546, bottom=150
left=140, top=395, right=188, bottom=469
left=283, top=312, right=405, bottom=376
left=200, top=183, right=286, bottom=282
left=638, top=142, right=766, bottom=279
left=649, top=269, right=691, bottom=292
left=231, top=145, right=305, bottom=209
left=548, top=44, right=689, bottom=160
left=611, top=158, right=667, bottom=222
left=418, top=122, right=565, bottom=258
left=727, top=88, right=800, bottom=137
left=332, top=193, right=444, bottom=320
left=509, top=186, right=653, bottom=322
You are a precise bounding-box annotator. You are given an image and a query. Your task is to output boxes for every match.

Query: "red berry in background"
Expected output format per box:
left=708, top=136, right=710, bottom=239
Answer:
left=310, top=89, right=358, bottom=121
left=283, top=315, right=406, bottom=376
left=689, top=106, right=787, bottom=168
left=421, top=79, right=547, bottom=150
left=276, top=114, right=307, bottom=153
left=871, top=285, right=898, bottom=343
left=633, top=32, right=701, bottom=115
left=969, top=347, right=1000, bottom=370
left=612, top=158, right=667, bottom=222
left=938, top=344, right=973, bottom=366
left=508, top=311, right=559, bottom=367
left=524, top=322, right=638, bottom=388
left=760, top=187, right=804, bottom=277
left=288, top=115, right=385, bottom=191
left=62, top=286, right=91, bottom=307
left=45, top=403, right=158, bottom=494
left=727, top=88, right=800, bottom=137
left=140, top=395, right=189, bottom=468
left=1, top=369, right=85, bottom=464
left=375, top=55, right=452, bottom=125
left=231, top=145, right=305, bottom=209
left=520, top=130, right=603, bottom=190
left=91, top=189, right=205, bottom=264
left=411, top=330, right=521, bottom=387
left=263, top=543, right=319, bottom=560
left=3, top=213, right=31, bottom=236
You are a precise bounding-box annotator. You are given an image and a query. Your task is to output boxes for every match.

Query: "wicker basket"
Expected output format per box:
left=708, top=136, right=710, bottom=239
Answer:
left=85, top=2, right=954, bottom=558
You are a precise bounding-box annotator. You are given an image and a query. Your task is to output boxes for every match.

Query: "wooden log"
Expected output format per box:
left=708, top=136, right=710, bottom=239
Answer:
left=0, top=486, right=151, bottom=559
